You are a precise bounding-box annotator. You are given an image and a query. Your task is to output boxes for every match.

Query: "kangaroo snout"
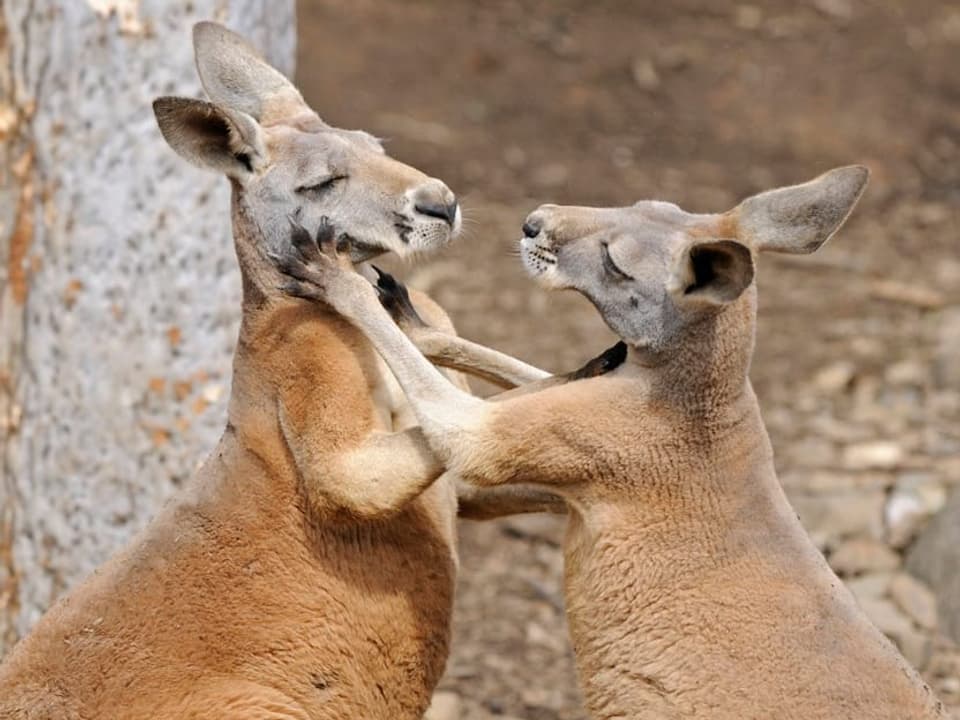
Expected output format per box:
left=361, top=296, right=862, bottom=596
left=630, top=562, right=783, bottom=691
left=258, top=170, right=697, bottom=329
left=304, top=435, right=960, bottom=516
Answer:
left=521, top=217, right=542, bottom=238
left=413, top=180, right=459, bottom=227
left=522, top=204, right=561, bottom=240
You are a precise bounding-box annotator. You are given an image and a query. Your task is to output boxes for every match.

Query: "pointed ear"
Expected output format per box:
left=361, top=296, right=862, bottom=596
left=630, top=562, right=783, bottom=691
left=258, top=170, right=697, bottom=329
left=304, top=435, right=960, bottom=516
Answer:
left=153, top=97, right=266, bottom=180
left=733, top=165, right=869, bottom=254
left=192, top=21, right=313, bottom=125
left=671, top=240, right=755, bottom=306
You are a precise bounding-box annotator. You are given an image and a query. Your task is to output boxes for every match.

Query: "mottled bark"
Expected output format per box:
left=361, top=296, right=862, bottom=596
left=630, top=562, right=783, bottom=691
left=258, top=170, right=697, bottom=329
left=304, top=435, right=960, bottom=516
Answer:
left=0, top=0, right=295, bottom=648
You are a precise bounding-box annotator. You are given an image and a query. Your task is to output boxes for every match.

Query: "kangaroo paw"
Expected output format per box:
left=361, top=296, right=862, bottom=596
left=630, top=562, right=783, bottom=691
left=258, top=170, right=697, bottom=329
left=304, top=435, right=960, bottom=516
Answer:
left=372, top=266, right=428, bottom=330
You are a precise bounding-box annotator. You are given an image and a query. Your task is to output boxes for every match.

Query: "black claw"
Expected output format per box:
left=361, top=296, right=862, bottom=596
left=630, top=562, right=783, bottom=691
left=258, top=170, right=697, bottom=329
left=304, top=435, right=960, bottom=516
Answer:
left=566, top=341, right=628, bottom=381
left=372, top=266, right=427, bottom=328
left=280, top=280, right=316, bottom=300
left=316, top=217, right=336, bottom=249
left=268, top=250, right=295, bottom=275
left=288, top=219, right=313, bottom=246
left=373, top=265, right=401, bottom=292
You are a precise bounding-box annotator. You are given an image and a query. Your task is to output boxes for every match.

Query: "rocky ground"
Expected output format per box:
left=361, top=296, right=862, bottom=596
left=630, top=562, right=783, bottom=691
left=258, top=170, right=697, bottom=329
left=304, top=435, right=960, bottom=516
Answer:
left=297, top=1, right=960, bottom=717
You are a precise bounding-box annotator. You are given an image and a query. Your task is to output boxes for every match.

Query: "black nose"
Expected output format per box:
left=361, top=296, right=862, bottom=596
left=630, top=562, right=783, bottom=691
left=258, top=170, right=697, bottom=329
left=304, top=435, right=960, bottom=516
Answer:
left=415, top=199, right=459, bottom=227
left=522, top=219, right=542, bottom=238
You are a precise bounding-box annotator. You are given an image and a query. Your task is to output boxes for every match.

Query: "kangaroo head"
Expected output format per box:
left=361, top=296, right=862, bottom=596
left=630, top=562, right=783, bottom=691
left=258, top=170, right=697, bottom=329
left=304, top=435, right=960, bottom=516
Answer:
left=153, top=23, right=459, bottom=296
left=519, top=166, right=868, bottom=357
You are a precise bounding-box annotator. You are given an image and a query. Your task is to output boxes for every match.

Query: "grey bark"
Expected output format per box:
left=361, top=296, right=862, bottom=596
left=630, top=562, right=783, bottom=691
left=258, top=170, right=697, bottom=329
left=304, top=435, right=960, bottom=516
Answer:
left=0, top=0, right=295, bottom=649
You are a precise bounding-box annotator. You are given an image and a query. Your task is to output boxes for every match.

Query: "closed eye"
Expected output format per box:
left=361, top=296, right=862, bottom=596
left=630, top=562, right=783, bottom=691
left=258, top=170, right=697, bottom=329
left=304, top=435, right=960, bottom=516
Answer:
left=296, top=175, right=347, bottom=197
left=601, top=242, right=633, bottom=280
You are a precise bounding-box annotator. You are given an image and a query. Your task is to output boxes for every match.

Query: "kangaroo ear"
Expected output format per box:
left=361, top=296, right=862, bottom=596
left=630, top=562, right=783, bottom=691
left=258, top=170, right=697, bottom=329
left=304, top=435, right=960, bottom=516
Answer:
left=153, top=97, right=266, bottom=180
left=671, top=239, right=755, bottom=307
left=733, top=165, right=869, bottom=254
left=192, top=21, right=313, bottom=125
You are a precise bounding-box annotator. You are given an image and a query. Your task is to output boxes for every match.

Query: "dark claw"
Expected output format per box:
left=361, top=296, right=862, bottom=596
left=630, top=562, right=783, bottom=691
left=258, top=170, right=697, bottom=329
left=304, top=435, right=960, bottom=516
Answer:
left=566, top=341, right=628, bottom=381
left=372, top=265, right=427, bottom=328
left=270, top=247, right=321, bottom=285
left=279, top=280, right=321, bottom=301
left=267, top=249, right=298, bottom=275
left=316, top=216, right=336, bottom=252
left=288, top=220, right=321, bottom=262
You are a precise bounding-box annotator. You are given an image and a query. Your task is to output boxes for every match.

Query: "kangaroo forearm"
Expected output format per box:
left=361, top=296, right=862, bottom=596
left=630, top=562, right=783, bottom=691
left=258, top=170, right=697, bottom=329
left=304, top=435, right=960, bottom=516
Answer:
left=412, top=329, right=550, bottom=389
left=341, top=295, right=488, bottom=432
left=456, top=482, right=566, bottom=520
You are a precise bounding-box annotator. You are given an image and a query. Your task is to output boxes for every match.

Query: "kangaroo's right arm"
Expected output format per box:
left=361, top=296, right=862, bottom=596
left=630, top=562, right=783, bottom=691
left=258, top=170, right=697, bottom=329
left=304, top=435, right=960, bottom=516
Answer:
left=375, top=270, right=627, bottom=517
left=276, top=262, right=621, bottom=520
left=273, top=229, right=625, bottom=496
left=277, top=375, right=573, bottom=521
left=373, top=267, right=550, bottom=389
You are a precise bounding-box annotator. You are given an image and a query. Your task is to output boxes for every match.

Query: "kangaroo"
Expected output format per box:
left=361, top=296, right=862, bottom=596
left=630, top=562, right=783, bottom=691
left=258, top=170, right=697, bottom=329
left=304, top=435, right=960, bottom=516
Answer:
left=0, top=22, right=564, bottom=720
left=270, top=166, right=948, bottom=719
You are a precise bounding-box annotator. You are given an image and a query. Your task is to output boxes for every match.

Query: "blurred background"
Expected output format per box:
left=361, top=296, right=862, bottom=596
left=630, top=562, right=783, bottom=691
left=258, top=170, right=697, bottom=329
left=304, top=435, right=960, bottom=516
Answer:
left=2, top=1, right=960, bottom=718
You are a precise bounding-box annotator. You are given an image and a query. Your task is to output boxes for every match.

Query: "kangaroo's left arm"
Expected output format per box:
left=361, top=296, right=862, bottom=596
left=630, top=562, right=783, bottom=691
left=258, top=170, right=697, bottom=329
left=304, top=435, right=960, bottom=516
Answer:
left=272, top=225, right=620, bottom=490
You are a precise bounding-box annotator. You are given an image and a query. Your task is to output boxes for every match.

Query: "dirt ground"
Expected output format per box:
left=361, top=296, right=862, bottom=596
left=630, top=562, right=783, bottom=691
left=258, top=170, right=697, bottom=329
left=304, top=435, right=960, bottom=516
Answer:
left=297, top=2, right=960, bottom=717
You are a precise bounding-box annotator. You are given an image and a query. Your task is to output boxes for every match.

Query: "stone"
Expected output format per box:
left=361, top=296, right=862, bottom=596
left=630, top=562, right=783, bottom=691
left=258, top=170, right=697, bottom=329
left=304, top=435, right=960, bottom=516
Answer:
left=885, top=484, right=945, bottom=549
left=631, top=58, right=660, bottom=91
left=884, top=361, right=928, bottom=387
left=424, top=691, right=461, bottom=720
left=885, top=491, right=927, bottom=549
left=869, top=280, right=945, bottom=310
left=889, top=573, right=938, bottom=631
left=656, top=44, right=696, bottom=71
left=782, top=436, right=838, bottom=468
left=780, top=469, right=892, bottom=493
left=907, top=488, right=960, bottom=643
left=845, top=572, right=894, bottom=606
left=915, top=202, right=951, bottom=226
left=857, top=597, right=915, bottom=641
left=830, top=539, right=901, bottom=575
left=896, top=627, right=933, bottom=671
left=788, top=489, right=885, bottom=546
left=501, top=514, right=564, bottom=546
left=842, top=441, right=904, bottom=470
left=734, top=5, right=763, bottom=31
left=811, top=0, right=853, bottom=22
left=811, top=361, right=856, bottom=394
left=526, top=621, right=567, bottom=653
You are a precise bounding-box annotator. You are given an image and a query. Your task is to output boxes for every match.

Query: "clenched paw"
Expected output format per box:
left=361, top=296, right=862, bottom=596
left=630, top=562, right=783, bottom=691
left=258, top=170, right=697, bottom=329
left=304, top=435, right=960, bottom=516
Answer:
left=270, top=218, right=358, bottom=304
left=566, top=341, right=628, bottom=381
left=371, top=266, right=428, bottom=329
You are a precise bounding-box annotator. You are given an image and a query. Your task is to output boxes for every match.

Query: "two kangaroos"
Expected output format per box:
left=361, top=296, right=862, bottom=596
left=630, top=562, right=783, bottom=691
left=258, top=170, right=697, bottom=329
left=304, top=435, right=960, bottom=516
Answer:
left=0, top=19, right=947, bottom=720
left=272, top=166, right=947, bottom=719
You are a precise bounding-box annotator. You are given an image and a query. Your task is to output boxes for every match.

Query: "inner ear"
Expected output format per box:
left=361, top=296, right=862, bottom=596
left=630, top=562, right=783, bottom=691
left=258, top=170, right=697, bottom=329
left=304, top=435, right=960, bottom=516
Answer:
left=182, top=110, right=251, bottom=170
left=153, top=97, right=266, bottom=180
left=683, top=240, right=754, bottom=305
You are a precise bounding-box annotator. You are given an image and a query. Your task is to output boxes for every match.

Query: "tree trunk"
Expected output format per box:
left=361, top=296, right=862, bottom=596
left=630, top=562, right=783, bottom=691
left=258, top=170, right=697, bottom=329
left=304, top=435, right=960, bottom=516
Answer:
left=0, top=0, right=295, bottom=650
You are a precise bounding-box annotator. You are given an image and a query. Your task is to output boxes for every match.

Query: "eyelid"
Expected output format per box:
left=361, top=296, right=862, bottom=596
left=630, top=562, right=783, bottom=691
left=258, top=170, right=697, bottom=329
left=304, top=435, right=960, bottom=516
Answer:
left=601, top=242, right=633, bottom=280
left=296, top=174, right=347, bottom=194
